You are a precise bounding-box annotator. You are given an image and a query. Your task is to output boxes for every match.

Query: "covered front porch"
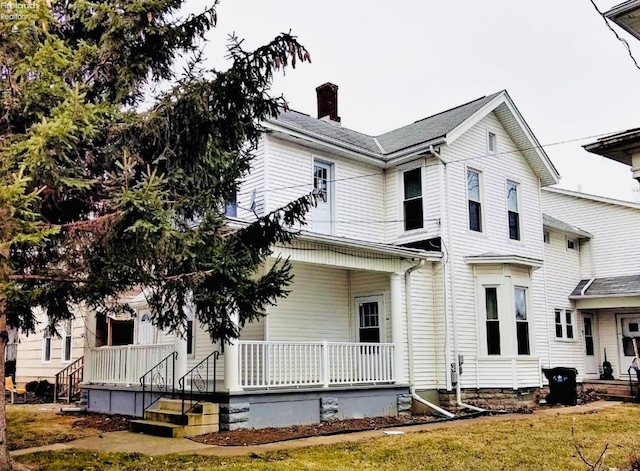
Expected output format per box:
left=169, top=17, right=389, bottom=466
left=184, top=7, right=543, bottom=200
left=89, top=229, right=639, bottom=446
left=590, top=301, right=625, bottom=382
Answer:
left=81, top=236, right=440, bottom=422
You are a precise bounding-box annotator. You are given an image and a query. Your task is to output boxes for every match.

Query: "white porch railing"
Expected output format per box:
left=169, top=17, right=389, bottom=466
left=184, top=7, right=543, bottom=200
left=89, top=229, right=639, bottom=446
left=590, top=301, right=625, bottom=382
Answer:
left=85, top=344, right=174, bottom=386
left=238, top=341, right=395, bottom=389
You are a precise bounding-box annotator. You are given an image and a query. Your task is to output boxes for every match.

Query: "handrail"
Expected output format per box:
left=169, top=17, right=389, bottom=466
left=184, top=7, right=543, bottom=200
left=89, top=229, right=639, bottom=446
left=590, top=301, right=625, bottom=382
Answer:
left=54, top=356, right=84, bottom=403
left=140, top=351, right=178, bottom=412
left=178, top=350, right=221, bottom=415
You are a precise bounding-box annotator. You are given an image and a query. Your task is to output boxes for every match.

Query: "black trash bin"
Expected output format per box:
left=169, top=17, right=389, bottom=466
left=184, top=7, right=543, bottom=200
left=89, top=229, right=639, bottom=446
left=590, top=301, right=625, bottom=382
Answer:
left=542, top=367, right=578, bottom=405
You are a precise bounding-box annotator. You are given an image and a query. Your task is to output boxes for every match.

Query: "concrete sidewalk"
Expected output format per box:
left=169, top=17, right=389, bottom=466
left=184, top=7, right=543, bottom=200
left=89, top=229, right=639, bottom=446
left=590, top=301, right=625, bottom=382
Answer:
left=10, top=401, right=623, bottom=458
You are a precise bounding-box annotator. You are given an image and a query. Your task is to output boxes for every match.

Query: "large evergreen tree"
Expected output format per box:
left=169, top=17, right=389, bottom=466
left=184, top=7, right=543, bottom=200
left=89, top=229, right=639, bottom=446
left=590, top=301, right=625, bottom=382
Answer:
left=0, top=1, right=313, bottom=469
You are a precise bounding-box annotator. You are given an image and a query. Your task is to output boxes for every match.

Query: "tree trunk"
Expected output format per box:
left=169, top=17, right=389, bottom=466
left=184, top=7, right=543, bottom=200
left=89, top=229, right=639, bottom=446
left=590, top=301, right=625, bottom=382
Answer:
left=0, top=245, right=13, bottom=471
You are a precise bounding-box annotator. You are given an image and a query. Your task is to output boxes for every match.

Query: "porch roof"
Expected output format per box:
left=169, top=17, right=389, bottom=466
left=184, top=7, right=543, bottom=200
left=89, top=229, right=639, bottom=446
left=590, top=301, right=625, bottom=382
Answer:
left=225, top=217, right=442, bottom=261
left=542, top=214, right=592, bottom=239
left=570, top=274, right=640, bottom=299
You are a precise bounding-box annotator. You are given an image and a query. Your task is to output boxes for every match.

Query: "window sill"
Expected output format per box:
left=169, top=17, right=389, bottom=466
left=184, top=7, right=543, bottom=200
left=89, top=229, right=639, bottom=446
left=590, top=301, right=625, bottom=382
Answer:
left=477, top=355, right=539, bottom=361
left=553, top=338, right=577, bottom=344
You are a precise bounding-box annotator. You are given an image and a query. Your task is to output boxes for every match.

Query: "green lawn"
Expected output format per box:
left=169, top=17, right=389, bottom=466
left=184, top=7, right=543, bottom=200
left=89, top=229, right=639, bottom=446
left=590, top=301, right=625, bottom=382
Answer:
left=16, top=404, right=640, bottom=471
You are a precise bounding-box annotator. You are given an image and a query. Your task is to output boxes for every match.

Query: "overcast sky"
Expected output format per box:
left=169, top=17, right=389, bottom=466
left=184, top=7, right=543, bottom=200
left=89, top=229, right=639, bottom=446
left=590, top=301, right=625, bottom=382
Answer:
left=184, top=0, right=640, bottom=202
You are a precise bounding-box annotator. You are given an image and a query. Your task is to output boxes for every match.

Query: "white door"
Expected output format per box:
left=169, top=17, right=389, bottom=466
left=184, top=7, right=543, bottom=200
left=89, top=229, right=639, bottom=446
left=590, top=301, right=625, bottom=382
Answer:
left=313, top=161, right=333, bottom=235
left=618, top=314, right=640, bottom=378
left=583, top=313, right=598, bottom=376
left=137, top=310, right=155, bottom=345
left=356, top=296, right=384, bottom=343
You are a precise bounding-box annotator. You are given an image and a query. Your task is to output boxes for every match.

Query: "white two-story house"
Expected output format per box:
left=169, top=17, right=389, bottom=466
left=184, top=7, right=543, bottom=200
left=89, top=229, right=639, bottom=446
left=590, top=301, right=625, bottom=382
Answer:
left=18, top=83, right=639, bottom=431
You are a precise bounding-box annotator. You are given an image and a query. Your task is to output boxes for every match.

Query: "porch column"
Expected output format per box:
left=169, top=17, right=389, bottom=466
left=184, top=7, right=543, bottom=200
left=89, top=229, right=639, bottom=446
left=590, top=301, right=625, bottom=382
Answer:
left=224, top=310, right=241, bottom=392
left=390, top=272, right=406, bottom=383
left=173, top=320, right=188, bottom=381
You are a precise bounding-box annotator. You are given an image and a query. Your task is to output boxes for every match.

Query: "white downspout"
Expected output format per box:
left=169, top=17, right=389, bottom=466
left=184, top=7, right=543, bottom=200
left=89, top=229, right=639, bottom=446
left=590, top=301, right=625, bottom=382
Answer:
left=432, top=145, right=486, bottom=413
left=405, top=259, right=455, bottom=419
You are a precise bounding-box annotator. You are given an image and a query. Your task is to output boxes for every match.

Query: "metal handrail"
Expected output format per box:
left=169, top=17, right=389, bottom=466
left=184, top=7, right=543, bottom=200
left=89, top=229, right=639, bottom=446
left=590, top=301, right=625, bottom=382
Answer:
left=140, top=351, right=178, bottom=412
left=178, top=350, right=221, bottom=415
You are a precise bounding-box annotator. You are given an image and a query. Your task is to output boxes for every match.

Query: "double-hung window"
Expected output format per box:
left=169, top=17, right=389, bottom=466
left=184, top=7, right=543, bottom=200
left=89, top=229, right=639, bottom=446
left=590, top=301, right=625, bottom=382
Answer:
left=42, top=316, right=52, bottom=363
left=555, top=309, right=574, bottom=339
left=506, top=181, right=520, bottom=241
left=467, top=169, right=482, bottom=232
left=62, top=320, right=72, bottom=362
left=485, top=287, right=500, bottom=355
left=514, top=287, right=530, bottom=355
left=403, top=168, right=423, bottom=231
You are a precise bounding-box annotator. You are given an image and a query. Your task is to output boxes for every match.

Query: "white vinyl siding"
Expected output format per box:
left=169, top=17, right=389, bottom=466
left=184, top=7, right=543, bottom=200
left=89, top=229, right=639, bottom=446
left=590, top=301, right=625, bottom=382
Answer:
left=542, top=189, right=640, bottom=278
left=439, top=112, right=545, bottom=390
left=266, top=137, right=385, bottom=242
left=237, top=135, right=266, bottom=219
left=15, top=308, right=87, bottom=383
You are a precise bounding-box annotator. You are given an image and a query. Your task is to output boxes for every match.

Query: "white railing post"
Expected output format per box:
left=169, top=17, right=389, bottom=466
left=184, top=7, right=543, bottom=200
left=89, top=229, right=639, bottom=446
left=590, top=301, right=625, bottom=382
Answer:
left=125, top=344, right=132, bottom=386
left=321, top=340, right=330, bottom=388
left=224, top=310, right=241, bottom=392
left=173, top=320, right=188, bottom=382
left=390, top=272, right=404, bottom=383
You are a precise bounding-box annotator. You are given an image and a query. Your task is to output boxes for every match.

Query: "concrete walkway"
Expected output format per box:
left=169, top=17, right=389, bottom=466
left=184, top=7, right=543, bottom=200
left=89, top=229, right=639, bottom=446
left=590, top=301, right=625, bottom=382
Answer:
left=10, top=401, right=623, bottom=458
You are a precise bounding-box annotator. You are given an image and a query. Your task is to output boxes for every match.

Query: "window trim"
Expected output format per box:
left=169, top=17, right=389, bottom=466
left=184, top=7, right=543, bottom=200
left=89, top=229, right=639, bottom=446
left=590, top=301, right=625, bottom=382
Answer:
left=476, top=270, right=536, bottom=358
left=466, top=167, right=484, bottom=233
left=566, top=237, right=578, bottom=251
left=554, top=308, right=576, bottom=342
left=514, top=286, right=530, bottom=356
left=401, top=166, right=424, bottom=232
left=487, top=129, right=498, bottom=154
left=506, top=179, right=521, bottom=242
left=484, top=286, right=501, bottom=355
left=61, top=319, right=73, bottom=363
left=354, top=294, right=386, bottom=343
left=312, top=157, right=336, bottom=235
left=42, top=315, right=52, bottom=364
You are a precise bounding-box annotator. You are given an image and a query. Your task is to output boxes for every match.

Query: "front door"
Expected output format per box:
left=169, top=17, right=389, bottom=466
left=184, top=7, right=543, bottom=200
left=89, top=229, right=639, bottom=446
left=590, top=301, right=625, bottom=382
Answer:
left=137, top=310, right=155, bottom=345
left=618, top=314, right=640, bottom=378
left=583, top=313, right=598, bottom=376
left=313, top=161, right=333, bottom=235
left=356, top=296, right=384, bottom=343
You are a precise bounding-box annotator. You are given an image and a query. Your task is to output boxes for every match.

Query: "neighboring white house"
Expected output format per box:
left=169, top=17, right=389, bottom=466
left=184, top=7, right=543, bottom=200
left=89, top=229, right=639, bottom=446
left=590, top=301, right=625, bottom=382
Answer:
left=12, top=84, right=639, bottom=429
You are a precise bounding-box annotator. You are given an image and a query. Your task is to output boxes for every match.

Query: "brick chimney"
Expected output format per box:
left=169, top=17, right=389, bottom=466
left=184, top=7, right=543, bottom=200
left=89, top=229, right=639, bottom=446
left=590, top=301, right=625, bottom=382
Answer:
left=316, top=82, right=341, bottom=123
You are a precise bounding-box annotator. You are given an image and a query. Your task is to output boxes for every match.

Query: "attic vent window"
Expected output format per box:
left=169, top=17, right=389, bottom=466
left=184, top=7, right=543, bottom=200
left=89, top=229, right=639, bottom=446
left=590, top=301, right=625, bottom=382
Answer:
left=488, top=131, right=497, bottom=154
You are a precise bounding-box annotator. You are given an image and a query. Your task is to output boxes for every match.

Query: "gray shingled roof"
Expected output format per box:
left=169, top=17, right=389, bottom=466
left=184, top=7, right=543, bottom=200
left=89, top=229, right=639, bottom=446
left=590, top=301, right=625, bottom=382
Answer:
left=570, top=275, right=640, bottom=298
left=542, top=214, right=592, bottom=238
left=271, top=92, right=503, bottom=158
left=376, top=91, right=503, bottom=154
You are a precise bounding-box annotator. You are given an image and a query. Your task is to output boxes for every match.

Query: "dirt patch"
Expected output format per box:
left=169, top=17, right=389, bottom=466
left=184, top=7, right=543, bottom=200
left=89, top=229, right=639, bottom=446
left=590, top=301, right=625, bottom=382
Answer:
left=192, top=414, right=440, bottom=446
left=70, top=413, right=130, bottom=433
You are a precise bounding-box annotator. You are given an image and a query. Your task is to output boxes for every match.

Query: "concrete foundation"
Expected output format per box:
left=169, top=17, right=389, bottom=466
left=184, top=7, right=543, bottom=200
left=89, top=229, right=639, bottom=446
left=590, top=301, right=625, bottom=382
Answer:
left=438, top=387, right=539, bottom=409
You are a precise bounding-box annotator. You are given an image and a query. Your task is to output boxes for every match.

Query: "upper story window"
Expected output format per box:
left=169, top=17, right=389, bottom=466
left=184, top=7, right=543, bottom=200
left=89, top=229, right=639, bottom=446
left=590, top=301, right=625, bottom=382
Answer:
left=313, top=160, right=334, bottom=235
left=543, top=231, right=550, bottom=244
left=555, top=309, right=574, bottom=340
left=487, top=131, right=497, bottom=154
left=223, top=192, right=237, bottom=218
left=467, top=169, right=482, bottom=232
left=403, top=168, right=423, bottom=231
left=506, top=180, right=520, bottom=241
left=515, top=287, right=530, bottom=355
left=566, top=238, right=577, bottom=251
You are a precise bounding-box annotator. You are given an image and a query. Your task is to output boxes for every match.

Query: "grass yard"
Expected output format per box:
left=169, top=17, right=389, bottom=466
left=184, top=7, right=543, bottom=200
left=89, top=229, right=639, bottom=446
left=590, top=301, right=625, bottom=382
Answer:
left=14, top=404, right=640, bottom=471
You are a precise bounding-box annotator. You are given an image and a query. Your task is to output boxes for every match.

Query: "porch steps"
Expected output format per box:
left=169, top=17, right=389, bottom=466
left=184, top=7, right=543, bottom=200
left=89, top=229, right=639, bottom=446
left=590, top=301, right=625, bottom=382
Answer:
left=130, top=399, right=219, bottom=438
left=583, top=380, right=639, bottom=403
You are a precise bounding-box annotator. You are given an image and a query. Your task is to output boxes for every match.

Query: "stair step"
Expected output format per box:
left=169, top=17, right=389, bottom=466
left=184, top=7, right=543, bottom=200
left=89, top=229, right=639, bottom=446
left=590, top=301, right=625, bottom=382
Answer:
left=130, top=419, right=219, bottom=438
left=130, top=420, right=185, bottom=438
left=156, top=398, right=218, bottom=415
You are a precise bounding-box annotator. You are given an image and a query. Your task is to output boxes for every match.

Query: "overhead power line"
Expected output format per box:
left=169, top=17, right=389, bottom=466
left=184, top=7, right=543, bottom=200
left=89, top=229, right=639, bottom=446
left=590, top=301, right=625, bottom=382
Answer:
left=589, top=0, right=640, bottom=71
left=252, top=129, right=620, bottom=196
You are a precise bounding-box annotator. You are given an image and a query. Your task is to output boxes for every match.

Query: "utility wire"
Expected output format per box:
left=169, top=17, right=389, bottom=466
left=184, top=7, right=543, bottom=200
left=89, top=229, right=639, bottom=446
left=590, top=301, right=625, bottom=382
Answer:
left=589, top=0, right=640, bottom=71
left=252, top=130, right=620, bottom=196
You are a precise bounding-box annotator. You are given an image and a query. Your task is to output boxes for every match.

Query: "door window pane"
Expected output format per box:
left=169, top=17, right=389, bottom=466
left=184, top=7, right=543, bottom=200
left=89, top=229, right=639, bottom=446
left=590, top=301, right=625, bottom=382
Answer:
left=359, top=302, right=381, bottom=343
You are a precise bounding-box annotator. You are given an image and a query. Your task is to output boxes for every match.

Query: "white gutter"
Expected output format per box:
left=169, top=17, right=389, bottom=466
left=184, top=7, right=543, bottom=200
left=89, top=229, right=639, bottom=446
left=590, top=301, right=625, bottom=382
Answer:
left=580, top=278, right=596, bottom=297
left=435, top=145, right=487, bottom=414
left=405, top=258, right=455, bottom=419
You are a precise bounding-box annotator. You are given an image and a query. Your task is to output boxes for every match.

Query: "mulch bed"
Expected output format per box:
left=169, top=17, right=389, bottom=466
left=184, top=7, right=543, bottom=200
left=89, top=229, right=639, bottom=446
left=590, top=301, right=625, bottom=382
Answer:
left=69, top=413, right=130, bottom=433
left=192, top=414, right=442, bottom=446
